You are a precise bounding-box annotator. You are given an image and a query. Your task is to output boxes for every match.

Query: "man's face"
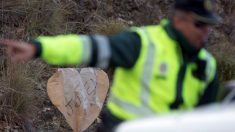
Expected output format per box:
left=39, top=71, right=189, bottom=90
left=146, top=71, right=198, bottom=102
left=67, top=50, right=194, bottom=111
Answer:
left=174, top=13, right=212, bottom=49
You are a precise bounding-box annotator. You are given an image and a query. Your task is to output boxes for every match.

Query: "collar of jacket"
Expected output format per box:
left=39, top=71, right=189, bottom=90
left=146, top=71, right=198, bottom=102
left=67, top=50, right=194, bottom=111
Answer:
left=163, top=19, right=200, bottom=62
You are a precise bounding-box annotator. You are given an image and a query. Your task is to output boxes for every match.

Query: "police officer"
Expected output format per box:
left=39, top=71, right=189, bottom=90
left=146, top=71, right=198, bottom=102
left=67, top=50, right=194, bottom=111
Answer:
left=1, top=0, right=221, bottom=131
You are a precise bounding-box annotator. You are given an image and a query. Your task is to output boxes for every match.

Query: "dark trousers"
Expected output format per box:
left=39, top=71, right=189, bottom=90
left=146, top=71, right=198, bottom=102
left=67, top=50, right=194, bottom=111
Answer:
left=97, top=108, right=124, bottom=132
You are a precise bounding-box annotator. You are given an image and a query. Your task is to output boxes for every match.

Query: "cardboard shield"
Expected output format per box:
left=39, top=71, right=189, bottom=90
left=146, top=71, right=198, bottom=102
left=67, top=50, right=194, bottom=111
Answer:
left=47, top=68, right=109, bottom=132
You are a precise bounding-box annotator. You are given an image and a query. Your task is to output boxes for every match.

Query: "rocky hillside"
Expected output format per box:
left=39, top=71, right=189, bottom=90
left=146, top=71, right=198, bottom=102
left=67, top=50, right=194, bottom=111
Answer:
left=0, top=0, right=234, bottom=131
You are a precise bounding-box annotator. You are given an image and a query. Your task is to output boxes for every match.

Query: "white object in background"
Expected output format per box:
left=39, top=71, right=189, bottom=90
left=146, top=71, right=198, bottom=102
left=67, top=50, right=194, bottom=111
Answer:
left=116, top=103, right=235, bottom=132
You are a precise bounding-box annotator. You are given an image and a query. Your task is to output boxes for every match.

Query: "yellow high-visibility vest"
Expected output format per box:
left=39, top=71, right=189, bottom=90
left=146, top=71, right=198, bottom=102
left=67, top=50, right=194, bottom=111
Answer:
left=108, top=20, right=216, bottom=120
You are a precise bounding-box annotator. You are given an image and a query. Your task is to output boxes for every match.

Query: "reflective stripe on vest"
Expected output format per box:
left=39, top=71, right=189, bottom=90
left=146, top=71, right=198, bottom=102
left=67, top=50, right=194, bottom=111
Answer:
left=108, top=28, right=156, bottom=118
left=108, top=21, right=216, bottom=120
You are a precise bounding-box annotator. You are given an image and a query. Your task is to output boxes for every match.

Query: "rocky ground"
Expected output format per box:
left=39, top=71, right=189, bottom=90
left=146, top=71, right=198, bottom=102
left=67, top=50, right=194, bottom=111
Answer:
left=0, top=0, right=235, bottom=131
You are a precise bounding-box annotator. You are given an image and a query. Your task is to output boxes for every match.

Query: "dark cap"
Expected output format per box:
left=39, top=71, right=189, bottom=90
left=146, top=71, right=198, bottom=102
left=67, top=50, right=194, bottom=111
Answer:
left=174, top=0, right=222, bottom=24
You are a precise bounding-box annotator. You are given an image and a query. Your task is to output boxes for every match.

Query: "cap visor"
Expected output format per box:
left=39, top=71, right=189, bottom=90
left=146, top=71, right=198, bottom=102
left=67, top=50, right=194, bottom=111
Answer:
left=192, top=12, right=222, bottom=25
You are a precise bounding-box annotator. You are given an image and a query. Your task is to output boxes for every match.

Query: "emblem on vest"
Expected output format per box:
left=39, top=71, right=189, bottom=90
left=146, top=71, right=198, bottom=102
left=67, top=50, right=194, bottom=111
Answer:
left=159, top=62, right=168, bottom=77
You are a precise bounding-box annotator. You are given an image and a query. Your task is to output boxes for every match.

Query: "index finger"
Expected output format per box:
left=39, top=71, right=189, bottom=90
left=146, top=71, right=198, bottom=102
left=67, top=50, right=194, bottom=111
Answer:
left=0, top=39, right=24, bottom=48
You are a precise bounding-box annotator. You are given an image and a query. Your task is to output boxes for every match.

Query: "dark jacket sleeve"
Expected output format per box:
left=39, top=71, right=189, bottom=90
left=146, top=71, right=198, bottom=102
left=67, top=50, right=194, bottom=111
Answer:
left=89, top=32, right=141, bottom=68
left=197, top=71, right=219, bottom=106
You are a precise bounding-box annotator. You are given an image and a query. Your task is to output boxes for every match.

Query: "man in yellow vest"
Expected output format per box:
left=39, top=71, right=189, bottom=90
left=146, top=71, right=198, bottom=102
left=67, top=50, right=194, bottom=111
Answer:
left=1, top=0, right=221, bottom=131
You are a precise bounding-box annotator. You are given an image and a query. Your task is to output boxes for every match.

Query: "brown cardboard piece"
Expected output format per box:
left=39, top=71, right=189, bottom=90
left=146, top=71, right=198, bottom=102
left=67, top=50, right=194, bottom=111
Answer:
left=47, top=68, right=109, bottom=132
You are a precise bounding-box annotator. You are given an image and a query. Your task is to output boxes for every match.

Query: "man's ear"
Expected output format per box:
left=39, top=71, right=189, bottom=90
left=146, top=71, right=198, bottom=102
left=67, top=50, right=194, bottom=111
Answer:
left=172, top=15, right=183, bottom=30
left=172, top=10, right=189, bottom=30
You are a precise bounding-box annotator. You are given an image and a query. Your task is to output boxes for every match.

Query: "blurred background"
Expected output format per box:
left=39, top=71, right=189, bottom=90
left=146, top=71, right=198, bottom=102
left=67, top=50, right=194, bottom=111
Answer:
left=0, top=0, right=234, bottom=131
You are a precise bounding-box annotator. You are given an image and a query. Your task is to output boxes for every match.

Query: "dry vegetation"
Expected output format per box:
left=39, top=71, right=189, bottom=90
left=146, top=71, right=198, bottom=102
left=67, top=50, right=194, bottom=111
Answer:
left=0, top=0, right=234, bottom=131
